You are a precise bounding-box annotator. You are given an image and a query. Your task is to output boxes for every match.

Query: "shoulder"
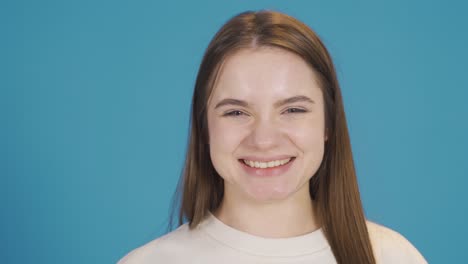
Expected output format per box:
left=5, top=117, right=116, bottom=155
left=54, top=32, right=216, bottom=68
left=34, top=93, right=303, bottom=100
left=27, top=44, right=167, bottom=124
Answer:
left=117, top=223, right=206, bottom=264
left=366, top=220, right=428, bottom=264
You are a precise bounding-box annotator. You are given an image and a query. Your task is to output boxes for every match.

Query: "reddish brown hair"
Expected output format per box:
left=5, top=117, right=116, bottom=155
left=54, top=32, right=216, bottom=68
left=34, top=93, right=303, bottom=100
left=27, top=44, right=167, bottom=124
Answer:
left=171, top=10, right=376, bottom=264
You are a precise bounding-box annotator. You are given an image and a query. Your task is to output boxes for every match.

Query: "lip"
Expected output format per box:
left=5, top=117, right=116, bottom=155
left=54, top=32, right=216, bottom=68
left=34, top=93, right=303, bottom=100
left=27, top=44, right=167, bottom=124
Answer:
left=238, top=157, right=296, bottom=177
left=238, top=155, right=295, bottom=162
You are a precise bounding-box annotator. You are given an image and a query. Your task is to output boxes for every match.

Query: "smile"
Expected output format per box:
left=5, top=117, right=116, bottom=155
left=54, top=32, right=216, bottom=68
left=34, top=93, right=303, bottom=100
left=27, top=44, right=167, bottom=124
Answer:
left=241, top=158, right=294, bottom=169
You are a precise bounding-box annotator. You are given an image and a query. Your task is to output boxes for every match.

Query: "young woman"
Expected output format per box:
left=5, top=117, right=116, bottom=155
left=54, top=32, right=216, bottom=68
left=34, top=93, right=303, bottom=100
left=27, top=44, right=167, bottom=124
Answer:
left=118, top=10, right=427, bottom=264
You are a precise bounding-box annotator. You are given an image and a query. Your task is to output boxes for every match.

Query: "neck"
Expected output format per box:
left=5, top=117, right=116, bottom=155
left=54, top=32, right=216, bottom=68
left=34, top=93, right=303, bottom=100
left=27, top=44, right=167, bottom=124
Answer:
left=213, top=185, right=320, bottom=238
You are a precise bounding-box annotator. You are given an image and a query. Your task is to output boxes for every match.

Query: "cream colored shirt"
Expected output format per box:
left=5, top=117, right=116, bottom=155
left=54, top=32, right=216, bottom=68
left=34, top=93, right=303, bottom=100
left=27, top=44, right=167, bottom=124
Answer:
left=118, top=213, right=427, bottom=263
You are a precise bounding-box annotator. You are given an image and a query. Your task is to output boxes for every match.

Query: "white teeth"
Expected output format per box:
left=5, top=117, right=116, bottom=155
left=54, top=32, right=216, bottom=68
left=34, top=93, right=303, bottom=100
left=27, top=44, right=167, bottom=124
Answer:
left=242, top=158, right=292, bottom=169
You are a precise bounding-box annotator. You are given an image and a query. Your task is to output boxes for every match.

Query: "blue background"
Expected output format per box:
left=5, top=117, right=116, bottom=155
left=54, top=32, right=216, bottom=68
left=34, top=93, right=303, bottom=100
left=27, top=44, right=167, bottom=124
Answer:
left=2, top=0, right=467, bottom=263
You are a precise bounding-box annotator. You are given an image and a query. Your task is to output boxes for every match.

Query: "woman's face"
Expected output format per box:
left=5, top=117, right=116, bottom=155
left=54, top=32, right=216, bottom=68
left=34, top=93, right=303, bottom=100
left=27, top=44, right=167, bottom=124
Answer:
left=207, top=48, right=327, bottom=203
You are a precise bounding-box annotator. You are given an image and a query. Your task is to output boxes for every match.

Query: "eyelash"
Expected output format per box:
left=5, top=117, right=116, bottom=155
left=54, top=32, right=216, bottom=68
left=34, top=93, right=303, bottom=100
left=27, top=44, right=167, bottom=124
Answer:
left=223, top=108, right=308, bottom=117
left=223, top=110, right=245, bottom=117
left=284, top=108, right=307, bottom=114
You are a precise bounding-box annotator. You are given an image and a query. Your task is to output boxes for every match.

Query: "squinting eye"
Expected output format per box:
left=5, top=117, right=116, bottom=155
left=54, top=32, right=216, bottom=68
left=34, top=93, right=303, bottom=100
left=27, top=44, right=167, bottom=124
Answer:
left=223, top=110, right=245, bottom=117
left=284, top=108, right=307, bottom=114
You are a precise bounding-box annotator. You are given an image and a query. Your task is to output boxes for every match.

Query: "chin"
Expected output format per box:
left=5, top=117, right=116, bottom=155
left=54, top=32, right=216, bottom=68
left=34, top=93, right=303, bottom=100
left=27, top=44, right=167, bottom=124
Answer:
left=244, top=186, right=295, bottom=203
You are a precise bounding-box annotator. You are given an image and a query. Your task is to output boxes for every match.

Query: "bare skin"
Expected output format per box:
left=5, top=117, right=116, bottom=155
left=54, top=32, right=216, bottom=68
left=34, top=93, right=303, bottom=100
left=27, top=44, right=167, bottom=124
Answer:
left=207, top=48, right=326, bottom=238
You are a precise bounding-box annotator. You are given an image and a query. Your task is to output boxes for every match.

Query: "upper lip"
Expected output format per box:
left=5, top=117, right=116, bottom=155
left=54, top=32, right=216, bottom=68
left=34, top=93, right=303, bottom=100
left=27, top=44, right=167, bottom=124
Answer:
left=239, top=155, right=295, bottom=162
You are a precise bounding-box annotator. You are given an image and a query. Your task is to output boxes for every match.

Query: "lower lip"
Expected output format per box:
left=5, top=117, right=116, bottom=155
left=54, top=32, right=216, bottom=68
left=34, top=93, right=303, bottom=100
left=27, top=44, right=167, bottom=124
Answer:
left=239, top=158, right=295, bottom=177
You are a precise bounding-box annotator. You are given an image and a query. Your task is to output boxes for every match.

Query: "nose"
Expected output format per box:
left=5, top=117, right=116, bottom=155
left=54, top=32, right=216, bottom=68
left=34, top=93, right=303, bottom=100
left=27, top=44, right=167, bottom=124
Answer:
left=244, top=118, right=281, bottom=150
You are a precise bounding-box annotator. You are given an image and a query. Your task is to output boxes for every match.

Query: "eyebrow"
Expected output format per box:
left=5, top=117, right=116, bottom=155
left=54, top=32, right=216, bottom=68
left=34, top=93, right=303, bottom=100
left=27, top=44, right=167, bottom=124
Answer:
left=274, top=95, right=315, bottom=108
left=214, top=98, right=248, bottom=109
left=214, top=95, right=315, bottom=109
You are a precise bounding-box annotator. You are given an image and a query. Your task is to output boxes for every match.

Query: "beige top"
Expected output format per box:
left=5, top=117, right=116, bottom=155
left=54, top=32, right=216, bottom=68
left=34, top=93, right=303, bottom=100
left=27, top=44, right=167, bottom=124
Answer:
left=118, top=213, right=428, bottom=263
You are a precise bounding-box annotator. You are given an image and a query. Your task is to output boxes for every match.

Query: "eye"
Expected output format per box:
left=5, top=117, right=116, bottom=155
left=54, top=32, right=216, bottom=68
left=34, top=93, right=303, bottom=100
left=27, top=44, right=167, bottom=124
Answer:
left=284, top=107, right=307, bottom=114
left=223, top=110, right=246, bottom=117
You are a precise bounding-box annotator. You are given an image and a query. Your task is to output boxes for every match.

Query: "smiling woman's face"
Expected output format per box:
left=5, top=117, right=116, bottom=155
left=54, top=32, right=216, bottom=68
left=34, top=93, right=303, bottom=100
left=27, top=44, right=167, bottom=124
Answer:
left=207, top=48, right=327, bottom=203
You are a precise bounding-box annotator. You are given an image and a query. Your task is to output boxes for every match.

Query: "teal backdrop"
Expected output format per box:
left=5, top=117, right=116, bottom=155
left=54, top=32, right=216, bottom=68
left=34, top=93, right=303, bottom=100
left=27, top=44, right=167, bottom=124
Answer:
left=2, top=0, right=467, bottom=263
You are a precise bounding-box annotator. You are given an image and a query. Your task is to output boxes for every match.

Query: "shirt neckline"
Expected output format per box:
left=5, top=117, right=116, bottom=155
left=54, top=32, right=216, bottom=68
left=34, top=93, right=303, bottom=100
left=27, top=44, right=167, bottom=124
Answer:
left=198, top=212, right=330, bottom=257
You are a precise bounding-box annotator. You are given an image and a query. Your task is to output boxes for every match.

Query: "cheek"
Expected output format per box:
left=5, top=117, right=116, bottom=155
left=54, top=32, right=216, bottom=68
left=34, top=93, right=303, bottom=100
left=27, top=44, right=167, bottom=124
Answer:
left=285, top=122, right=325, bottom=181
left=285, top=117, right=326, bottom=159
left=209, top=119, right=246, bottom=153
left=208, top=119, right=249, bottom=182
left=208, top=117, right=249, bottom=179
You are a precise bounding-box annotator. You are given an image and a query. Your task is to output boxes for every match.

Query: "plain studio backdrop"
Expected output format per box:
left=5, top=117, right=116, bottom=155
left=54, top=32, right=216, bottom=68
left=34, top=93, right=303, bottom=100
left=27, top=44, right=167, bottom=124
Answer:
left=2, top=0, right=467, bottom=263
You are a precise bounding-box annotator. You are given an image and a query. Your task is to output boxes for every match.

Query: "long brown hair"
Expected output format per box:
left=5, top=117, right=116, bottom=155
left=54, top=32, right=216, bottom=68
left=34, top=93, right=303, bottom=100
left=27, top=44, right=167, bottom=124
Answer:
left=171, top=10, right=376, bottom=264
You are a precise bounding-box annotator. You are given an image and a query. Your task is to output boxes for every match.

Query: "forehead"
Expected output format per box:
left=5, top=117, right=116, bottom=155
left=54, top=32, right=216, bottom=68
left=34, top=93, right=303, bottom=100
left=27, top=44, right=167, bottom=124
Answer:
left=210, top=47, right=322, bottom=102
